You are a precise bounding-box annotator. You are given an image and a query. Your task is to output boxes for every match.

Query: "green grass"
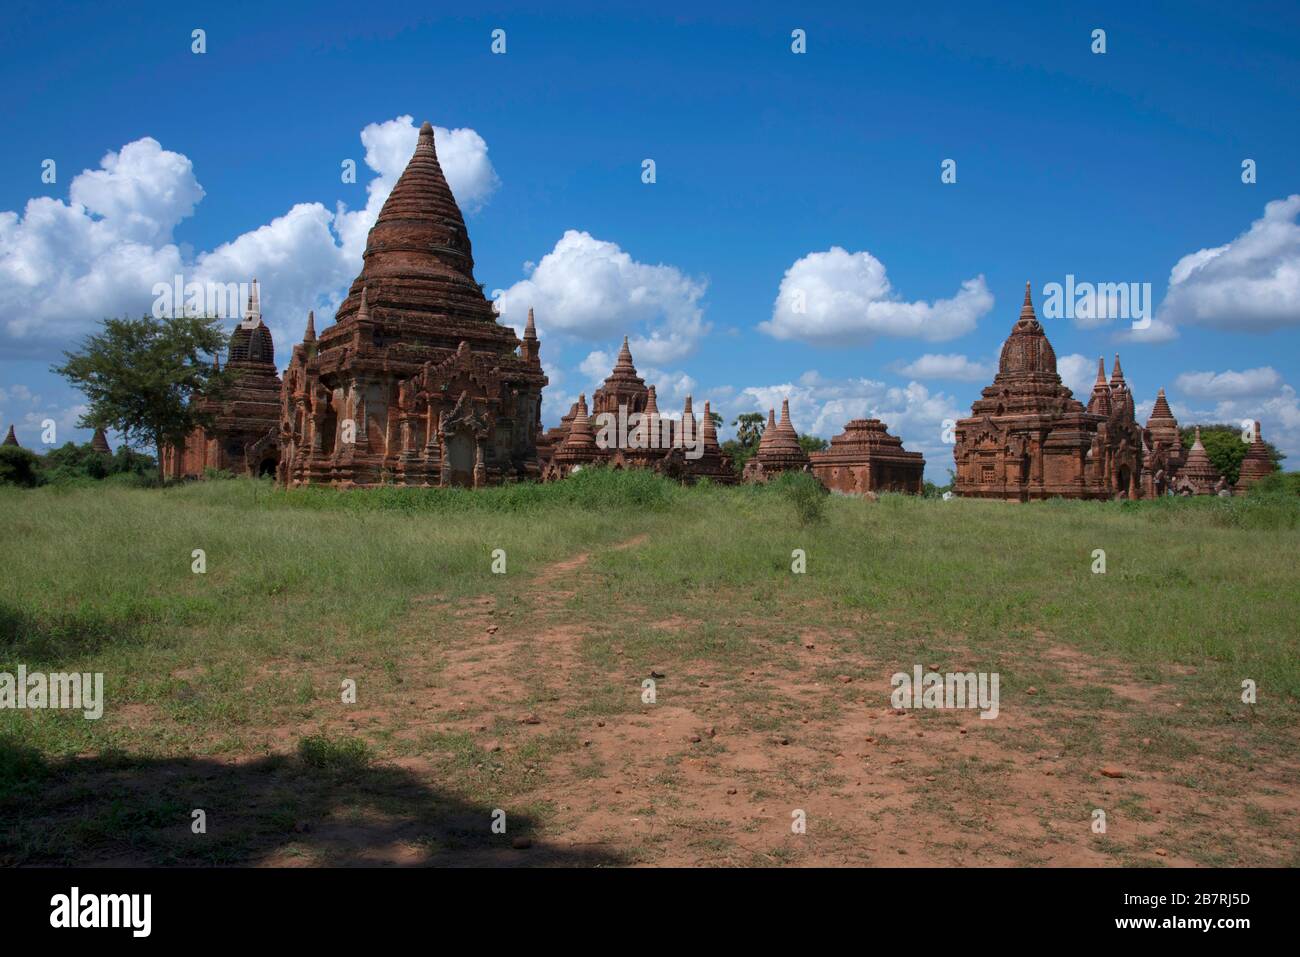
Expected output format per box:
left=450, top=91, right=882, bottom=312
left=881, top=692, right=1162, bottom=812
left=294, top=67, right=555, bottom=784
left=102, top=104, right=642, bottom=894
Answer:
left=0, top=469, right=1297, bottom=865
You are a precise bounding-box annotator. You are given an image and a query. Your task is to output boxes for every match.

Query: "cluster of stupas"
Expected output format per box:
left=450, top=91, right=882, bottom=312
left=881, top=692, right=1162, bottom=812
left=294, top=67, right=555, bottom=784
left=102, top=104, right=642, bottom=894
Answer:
left=142, top=120, right=1277, bottom=499
left=952, top=284, right=1275, bottom=500
left=3, top=424, right=112, bottom=454
left=536, top=336, right=735, bottom=483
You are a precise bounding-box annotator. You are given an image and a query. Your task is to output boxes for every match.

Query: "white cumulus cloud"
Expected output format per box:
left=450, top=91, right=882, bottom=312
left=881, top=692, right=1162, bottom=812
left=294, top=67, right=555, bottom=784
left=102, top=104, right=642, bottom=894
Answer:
left=760, top=247, right=993, bottom=345
left=895, top=353, right=994, bottom=382
left=1174, top=366, right=1284, bottom=400
left=492, top=230, right=709, bottom=365
left=0, top=118, right=500, bottom=362
left=1156, top=194, right=1300, bottom=334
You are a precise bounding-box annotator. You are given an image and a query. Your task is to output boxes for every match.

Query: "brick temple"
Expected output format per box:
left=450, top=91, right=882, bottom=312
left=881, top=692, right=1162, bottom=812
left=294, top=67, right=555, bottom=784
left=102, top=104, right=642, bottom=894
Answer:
left=953, top=284, right=1147, bottom=500
left=1235, top=421, right=1277, bottom=492
left=810, top=418, right=925, bottom=494
left=743, top=400, right=809, bottom=481
left=162, top=280, right=283, bottom=479
left=279, top=121, right=547, bottom=488
left=537, top=337, right=736, bottom=482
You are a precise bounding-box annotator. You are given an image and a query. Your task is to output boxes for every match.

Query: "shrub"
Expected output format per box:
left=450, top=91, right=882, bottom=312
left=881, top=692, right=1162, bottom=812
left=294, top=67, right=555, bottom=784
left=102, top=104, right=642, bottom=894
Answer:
left=0, top=446, right=41, bottom=487
left=774, top=470, right=827, bottom=525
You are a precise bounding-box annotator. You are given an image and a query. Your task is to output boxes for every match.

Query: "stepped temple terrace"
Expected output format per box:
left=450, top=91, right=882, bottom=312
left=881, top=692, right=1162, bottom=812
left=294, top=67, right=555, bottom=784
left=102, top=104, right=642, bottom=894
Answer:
left=810, top=418, right=925, bottom=494
left=162, top=279, right=283, bottom=480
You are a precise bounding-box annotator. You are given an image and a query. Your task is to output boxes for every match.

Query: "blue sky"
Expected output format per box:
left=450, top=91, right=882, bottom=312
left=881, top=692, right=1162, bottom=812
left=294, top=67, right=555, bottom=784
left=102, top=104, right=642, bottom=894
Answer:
left=2, top=0, right=1298, bottom=478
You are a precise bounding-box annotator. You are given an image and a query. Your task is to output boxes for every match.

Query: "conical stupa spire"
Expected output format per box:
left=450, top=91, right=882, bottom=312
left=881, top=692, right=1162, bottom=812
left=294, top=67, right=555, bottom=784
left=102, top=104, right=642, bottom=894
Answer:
left=701, top=400, right=720, bottom=452
left=91, top=427, right=112, bottom=455
left=357, top=286, right=370, bottom=322
left=304, top=310, right=316, bottom=343
left=1020, top=282, right=1035, bottom=321
left=615, top=335, right=634, bottom=371
left=2, top=424, right=17, bottom=447
left=758, top=408, right=777, bottom=451
left=562, top=393, right=597, bottom=451
left=1192, top=425, right=1204, bottom=450
left=644, top=385, right=659, bottom=416
left=524, top=308, right=537, bottom=339
left=778, top=398, right=796, bottom=434
left=244, top=278, right=261, bottom=326
left=1236, top=420, right=1276, bottom=490
left=1086, top=357, right=1112, bottom=415
left=1151, top=388, right=1173, bottom=419
left=1111, top=353, right=1126, bottom=384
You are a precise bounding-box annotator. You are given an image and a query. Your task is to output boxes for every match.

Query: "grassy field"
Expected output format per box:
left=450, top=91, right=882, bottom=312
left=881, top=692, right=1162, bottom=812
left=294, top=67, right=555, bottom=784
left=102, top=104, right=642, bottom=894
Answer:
left=1, top=471, right=1297, bottom=866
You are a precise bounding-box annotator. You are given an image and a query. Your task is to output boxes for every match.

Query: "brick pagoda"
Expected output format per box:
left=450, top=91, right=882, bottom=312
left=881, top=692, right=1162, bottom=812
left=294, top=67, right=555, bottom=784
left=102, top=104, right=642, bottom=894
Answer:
left=163, top=280, right=283, bottom=479
left=279, top=121, right=547, bottom=487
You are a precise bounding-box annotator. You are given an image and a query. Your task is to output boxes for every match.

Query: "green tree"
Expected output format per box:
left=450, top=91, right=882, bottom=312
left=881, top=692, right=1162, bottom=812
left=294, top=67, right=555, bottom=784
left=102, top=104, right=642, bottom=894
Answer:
left=798, top=434, right=828, bottom=455
left=724, top=412, right=767, bottom=474
left=1181, top=424, right=1285, bottom=486
left=53, top=314, right=231, bottom=483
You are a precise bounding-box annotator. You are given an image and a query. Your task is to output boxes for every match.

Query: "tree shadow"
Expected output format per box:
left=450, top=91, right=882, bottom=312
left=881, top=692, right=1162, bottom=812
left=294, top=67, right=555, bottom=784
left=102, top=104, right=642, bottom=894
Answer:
left=0, top=735, right=624, bottom=867
left=0, top=601, right=139, bottom=664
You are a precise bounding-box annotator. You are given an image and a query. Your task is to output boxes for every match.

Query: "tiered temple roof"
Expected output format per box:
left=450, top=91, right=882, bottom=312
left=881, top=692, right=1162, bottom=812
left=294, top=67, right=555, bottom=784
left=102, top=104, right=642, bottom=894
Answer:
left=953, top=283, right=1144, bottom=500
left=537, top=340, right=733, bottom=483
left=592, top=336, right=649, bottom=417
left=743, top=399, right=809, bottom=481
left=162, top=279, right=284, bottom=479
left=1173, top=427, right=1225, bottom=495
left=810, top=418, right=925, bottom=495
left=3, top=425, right=18, bottom=447
left=280, top=121, right=547, bottom=487
left=1236, top=421, right=1277, bottom=492
left=91, top=428, right=112, bottom=455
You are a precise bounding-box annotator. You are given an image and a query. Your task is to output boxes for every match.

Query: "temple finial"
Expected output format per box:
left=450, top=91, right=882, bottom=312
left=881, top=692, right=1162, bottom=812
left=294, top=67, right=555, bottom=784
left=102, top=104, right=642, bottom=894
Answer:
left=304, top=310, right=316, bottom=342
left=1019, top=281, right=1036, bottom=322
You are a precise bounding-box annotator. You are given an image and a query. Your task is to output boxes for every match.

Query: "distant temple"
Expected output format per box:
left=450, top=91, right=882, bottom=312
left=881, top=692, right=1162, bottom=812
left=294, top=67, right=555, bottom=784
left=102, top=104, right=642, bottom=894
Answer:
left=1172, top=426, right=1227, bottom=496
left=953, top=282, right=1279, bottom=500
left=3, top=425, right=18, bottom=447
left=162, top=280, right=283, bottom=480
left=810, top=418, right=925, bottom=494
left=1235, top=421, right=1277, bottom=492
left=538, top=337, right=735, bottom=482
left=91, top=427, right=112, bottom=455
left=743, top=400, right=809, bottom=481
left=279, top=122, right=547, bottom=488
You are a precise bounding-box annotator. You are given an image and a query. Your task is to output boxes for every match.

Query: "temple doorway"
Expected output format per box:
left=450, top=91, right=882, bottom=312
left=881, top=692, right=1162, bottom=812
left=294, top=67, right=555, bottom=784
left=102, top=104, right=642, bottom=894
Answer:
left=446, top=432, right=475, bottom=487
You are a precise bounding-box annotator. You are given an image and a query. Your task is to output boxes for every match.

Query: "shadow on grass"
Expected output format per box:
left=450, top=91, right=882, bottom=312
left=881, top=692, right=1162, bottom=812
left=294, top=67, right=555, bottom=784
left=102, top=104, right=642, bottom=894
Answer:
left=0, top=601, right=139, bottom=664
left=0, top=735, right=623, bottom=868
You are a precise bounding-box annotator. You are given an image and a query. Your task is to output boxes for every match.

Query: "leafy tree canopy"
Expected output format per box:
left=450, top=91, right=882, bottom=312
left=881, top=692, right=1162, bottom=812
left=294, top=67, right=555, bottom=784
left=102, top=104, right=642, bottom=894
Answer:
left=52, top=314, right=231, bottom=482
left=1181, top=423, right=1284, bottom=486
